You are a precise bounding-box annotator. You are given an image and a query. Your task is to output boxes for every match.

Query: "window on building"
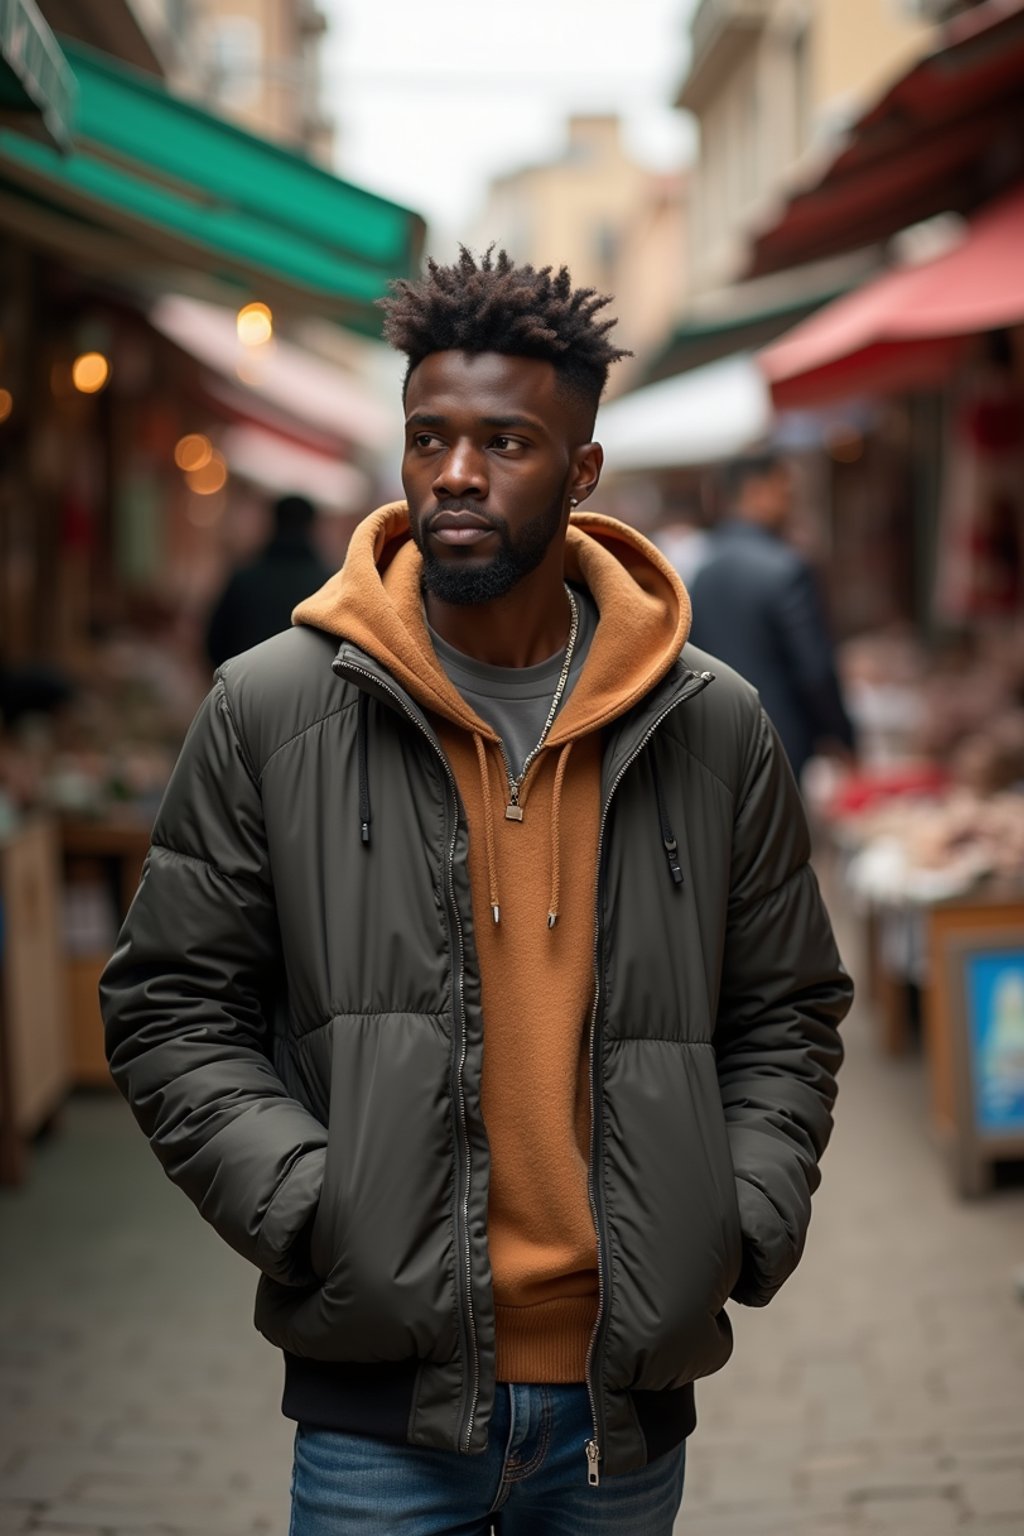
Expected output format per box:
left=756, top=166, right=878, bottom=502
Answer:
left=205, top=17, right=263, bottom=110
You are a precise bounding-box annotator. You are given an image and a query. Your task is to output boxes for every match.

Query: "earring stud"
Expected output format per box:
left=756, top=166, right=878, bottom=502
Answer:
left=569, top=497, right=579, bottom=508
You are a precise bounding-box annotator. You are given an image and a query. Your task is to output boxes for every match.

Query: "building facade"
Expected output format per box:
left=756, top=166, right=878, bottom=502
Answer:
left=678, top=0, right=935, bottom=295
left=474, top=115, right=689, bottom=392
left=183, top=0, right=334, bottom=163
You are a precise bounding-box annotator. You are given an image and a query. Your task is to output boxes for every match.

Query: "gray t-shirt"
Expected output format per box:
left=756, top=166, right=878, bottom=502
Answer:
left=429, top=586, right=598, bottom=778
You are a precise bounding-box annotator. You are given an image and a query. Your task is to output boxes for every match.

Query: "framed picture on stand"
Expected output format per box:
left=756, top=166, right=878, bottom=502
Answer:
left=926, top=896, right=1024, bottom=1196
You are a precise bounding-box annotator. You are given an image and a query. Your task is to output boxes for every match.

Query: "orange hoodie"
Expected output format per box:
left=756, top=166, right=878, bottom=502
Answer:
left=294, top=503, right=690, bottom=1382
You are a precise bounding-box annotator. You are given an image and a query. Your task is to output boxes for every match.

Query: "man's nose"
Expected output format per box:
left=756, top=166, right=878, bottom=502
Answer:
left=432, top=441, right=487, bottom=500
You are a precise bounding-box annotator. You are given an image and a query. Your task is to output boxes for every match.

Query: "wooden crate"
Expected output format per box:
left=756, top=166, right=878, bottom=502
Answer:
left=66, top=954, right=113, bottom=1087
left=0, top=817, right=69, bottom=1183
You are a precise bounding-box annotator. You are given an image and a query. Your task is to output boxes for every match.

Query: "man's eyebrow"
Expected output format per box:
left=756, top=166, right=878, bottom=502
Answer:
left=480, top=414, right=546, bottom=432
left=405, top=411, right=548, bottom=433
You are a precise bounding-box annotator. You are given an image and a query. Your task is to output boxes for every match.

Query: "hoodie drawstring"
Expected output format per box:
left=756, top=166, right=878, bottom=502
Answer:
left=361, top=701, right=676, bottom=911
left=472, top=733, right=573, bottom=931
left=650, top=747, right=684, bottom=888
left=547, top=740, right=574, bottom=929
left=358, top=692, right=372, bottom=846
left=473, top=732, right=503, bottom=924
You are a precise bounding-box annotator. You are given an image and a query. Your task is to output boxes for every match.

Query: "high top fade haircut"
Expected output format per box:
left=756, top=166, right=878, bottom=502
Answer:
left=379, top=246, right=631, bottom=436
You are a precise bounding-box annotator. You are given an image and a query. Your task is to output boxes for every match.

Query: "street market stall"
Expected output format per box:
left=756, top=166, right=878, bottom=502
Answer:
left=0, top=12, right=425, bottom=1181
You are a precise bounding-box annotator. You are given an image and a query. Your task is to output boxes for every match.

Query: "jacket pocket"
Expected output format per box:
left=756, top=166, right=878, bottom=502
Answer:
left=255, top=1011, right=460, bottom=1366
left=600, top=1038, right=742, bottom=1394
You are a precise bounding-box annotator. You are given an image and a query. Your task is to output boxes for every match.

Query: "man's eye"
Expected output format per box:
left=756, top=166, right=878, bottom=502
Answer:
left=492, top=436, right=518, bottom=451
left=413, top=433, right=437, bottom=449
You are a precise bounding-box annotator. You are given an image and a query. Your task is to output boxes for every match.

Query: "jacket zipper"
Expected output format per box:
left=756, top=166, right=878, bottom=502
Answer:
left=583, top=669, right=713, bottom=1488
left=335, top=659, right=481, bottom=1453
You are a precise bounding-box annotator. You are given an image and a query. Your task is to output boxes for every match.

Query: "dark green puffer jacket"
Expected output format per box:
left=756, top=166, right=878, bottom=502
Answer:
left=101, top=623, right=851, bottom=1479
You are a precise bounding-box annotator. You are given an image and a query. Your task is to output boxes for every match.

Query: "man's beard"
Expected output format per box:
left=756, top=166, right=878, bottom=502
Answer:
left=413, top=489, right=566, bottom=606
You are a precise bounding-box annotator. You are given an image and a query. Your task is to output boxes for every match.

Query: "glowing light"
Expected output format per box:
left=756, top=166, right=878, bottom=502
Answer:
left=174, top=433, right=213, bottom=472
left=72, top=351, right=110, bottom=394
left=0, top=389, right=12, bottom=423
left=186, top=450, right=228, bottom=495
left=237, top=302, right=273, bottom=347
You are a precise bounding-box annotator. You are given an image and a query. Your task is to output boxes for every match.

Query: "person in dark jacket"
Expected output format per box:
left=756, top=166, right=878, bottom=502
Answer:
left=688, top=455, right=855, bottom=783
left=205, top=492, right=332, bottom=669
left=101, top=250, right=852, bottom=1534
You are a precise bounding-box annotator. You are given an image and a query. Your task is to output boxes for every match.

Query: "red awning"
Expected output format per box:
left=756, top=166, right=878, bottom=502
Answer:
left=759, top=184, right=1024, bottom=409
left=746, top=0, right=1024, bottom=280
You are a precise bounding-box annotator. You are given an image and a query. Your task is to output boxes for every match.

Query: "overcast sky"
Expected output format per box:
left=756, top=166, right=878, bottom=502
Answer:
left=321, top=0, right=699, bottom=251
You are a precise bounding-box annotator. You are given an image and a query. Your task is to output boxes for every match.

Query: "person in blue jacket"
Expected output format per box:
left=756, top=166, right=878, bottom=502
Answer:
left=688, top=453, right=855, bottom=784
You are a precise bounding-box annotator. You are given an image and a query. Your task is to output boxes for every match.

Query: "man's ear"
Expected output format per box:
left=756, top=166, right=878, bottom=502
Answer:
left=570, top=441, right=604, bottom=505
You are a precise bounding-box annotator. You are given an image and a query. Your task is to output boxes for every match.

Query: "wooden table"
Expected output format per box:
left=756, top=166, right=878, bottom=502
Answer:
left=60, top=813, right=152, bottom=1088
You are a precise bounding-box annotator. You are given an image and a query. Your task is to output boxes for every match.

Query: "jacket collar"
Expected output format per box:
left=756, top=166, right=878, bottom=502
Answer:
left=335, top=640, right=715, bottom=796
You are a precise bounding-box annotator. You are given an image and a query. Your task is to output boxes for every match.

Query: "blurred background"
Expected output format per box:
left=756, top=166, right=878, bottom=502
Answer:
left=1, top=1, right=1023, bottom=1532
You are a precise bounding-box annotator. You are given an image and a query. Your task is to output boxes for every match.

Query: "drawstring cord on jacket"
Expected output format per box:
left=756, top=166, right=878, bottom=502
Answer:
left=358, top=692, right=372, bottom=846
left=547, top=740, right=574, bottom=929
left=473, top=732, right=503, bottom=924
left=650, top=747, right=684, bottom=888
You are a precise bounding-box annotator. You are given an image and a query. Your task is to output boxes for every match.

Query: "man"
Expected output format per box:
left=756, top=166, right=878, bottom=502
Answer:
left=205, top=491, right=332, bottom=670
left=102, top=250, right=852, bottom=1534
left=688, top=455, right=856, bottom=784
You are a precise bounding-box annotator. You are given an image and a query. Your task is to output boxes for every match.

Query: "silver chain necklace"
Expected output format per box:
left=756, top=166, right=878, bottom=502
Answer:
left=503, top=584, right=579, bottom=822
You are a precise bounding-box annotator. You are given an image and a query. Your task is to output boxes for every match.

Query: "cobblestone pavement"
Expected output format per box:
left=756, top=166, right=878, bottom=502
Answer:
left=2, top=948, right=1023, bottom=1534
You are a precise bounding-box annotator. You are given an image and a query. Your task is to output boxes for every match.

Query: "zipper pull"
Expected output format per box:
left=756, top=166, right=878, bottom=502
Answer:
left=585, top=1438, right=601, bottom=1487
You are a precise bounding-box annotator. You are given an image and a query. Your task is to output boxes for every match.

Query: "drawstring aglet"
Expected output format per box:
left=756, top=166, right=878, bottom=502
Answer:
left=663, top=836, right=684, bottom=887
left=360, top=821, right=371, bottom=846
left=492, top=904, right=501, bottom=925
left=547, top=911, right=558, bottom=930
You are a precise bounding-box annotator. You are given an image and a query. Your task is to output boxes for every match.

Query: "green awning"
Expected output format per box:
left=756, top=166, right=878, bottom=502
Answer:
left=0, top=0, right=76, bottom=149
left=644, top=286, right=852, bottom=385
left=0, top=38, right=425, bottom=328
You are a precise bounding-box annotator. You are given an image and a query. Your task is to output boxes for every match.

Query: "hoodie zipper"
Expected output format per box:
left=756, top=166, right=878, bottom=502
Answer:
left=583, top=668, right=713, bottom=1488
left=335, top=658, right=481, bottom=1453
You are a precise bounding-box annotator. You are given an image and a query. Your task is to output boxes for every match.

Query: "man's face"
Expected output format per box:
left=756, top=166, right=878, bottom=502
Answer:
left=402, top=350, right=595, bottom=606
left=741, top=466, right=793, bottom=533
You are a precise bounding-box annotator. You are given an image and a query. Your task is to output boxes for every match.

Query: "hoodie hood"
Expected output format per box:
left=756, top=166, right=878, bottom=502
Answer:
left=293, top=501, right=691, bottom=740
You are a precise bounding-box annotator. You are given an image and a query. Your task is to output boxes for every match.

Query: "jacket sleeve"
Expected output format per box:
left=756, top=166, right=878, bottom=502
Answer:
left=774, top=561, right=856, bottom=752
left=715, top=707, right=852, bottom=1307
left=100, top=675, right=327, bottom=1287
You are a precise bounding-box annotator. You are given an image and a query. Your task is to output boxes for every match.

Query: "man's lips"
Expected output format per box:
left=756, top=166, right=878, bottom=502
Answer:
left=428, top=511, right=496, bottom=546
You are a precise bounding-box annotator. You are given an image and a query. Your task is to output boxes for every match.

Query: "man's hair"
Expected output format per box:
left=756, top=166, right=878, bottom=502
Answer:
left=379, top=246, right=631, bottom=430
left=724, top=451, right=785, bottom=500
left=273, top=493, right=316, bottom=532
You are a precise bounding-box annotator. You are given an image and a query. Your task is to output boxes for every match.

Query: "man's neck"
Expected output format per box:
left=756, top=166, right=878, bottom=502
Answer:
left=425, top=548, right=572, bottom=669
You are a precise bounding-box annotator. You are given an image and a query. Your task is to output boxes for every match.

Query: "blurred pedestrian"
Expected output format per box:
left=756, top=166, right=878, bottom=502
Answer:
left=205, top=492, right=332, bottom=669
left=688, top=453, right=855, bottom=783
left=101, top=250, right=851, bottom=1534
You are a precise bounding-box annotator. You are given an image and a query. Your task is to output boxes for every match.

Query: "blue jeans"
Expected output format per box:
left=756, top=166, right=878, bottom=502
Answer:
left=289, top=1383, right=686, bottom=1535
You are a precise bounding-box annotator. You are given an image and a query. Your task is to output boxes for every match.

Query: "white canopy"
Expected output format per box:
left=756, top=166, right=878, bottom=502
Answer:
left=220, top=426, right=370, bottom=515
left=151, top=294, right=394, bottom=452
left=596, top=353, right=772, bottom=472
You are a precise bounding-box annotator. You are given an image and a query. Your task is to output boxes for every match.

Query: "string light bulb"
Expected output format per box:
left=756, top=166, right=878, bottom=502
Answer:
left=186, top=450, right=228, bottom=496
left=174, top=433, right=213, bottom=472
left=72, top=352, right=110, bottom=394
left=237, top=302, right=273, bottom=347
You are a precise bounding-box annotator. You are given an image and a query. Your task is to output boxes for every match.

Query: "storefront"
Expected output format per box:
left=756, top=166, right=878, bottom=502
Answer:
left=0, top=15, right=424, bottom=1177
left=757, top=191, right=1024, bottom=1198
